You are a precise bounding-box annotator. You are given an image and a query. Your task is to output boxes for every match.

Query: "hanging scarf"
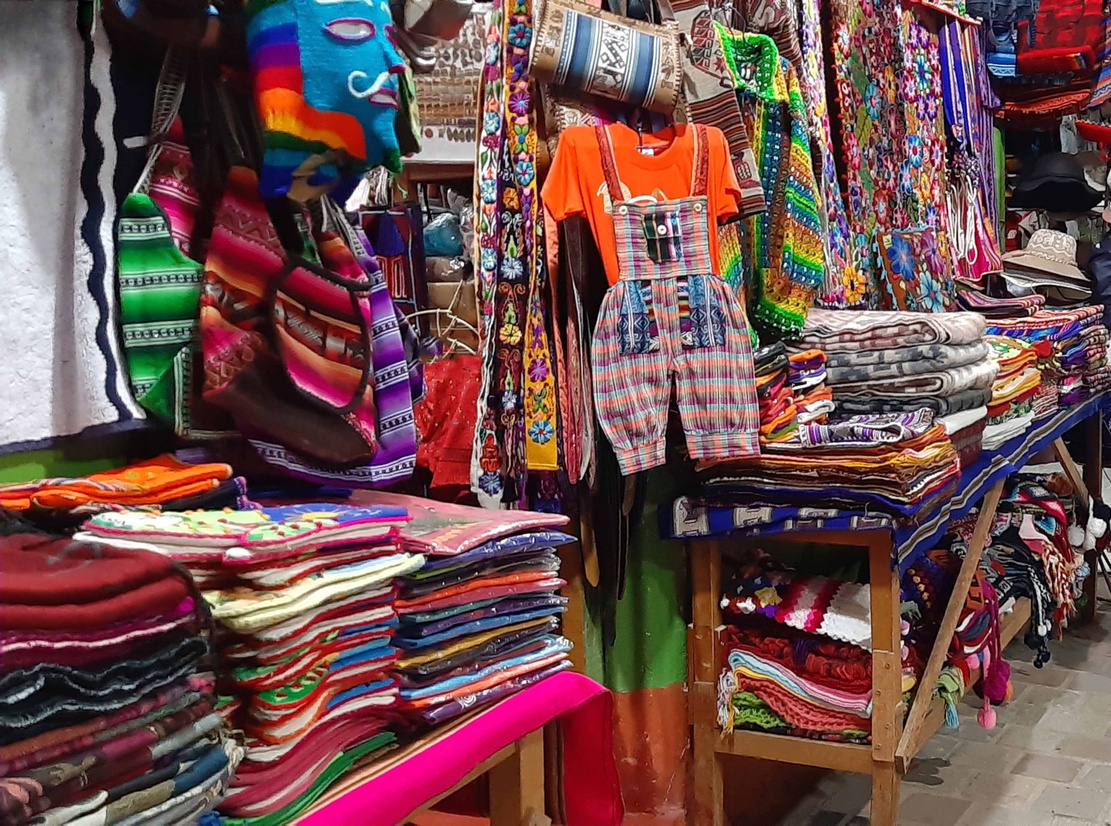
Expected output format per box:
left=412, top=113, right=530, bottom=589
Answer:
left=471, top=0, right=557, bottom=506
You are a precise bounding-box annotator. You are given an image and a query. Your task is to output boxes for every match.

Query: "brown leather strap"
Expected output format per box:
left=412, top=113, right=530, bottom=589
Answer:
left=595, top=125, right=625, bottom=203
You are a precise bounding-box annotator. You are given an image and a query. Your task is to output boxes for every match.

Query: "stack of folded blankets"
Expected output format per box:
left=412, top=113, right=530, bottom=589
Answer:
left=76, top=503, right=420, bottom=826
left=715, top=551, right=889, bottom=744
left=797, top=309, right=996, bottom=420
left=755, top=343, right=798, bottom=447
left=957, top=290, right=1045, bottom=319
left=0, top=523, right=241, bottom=826
left=984, top=306, right=1108, bottom=410
left=788, top=350, right=833, bottom=425
left=348, top=492, right=576, bottom=731
left=694, top=409, right=961, bottom=518
left=1082, top=321, right=1111, bottom=395
left=0, top=455, right=242, bottom=529
left=983, top=335, right=1042, bottom=449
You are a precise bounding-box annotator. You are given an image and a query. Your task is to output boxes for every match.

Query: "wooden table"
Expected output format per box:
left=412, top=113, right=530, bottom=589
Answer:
left=686, top=402, right=1105, bottom=825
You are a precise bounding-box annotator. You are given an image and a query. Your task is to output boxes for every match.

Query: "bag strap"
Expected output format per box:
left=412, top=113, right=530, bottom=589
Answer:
left=132, top=48, right=188, bottom=195
left=594, top=126, right=626, bottom=204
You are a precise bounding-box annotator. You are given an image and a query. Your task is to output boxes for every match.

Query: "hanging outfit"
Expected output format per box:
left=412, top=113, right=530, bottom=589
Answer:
left=577, top=125, right=761, bottom=475
left=718, top=29, right=825, bottom=340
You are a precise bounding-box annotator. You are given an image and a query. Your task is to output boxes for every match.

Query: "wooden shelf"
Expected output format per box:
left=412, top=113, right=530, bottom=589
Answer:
left=714, top=728, right=873, bottom=774
left=896, top=597, right=1031, bottom=771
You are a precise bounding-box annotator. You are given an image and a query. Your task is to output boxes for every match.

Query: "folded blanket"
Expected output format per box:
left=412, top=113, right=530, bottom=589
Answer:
left=795, top=310, right=986, bottom=352
left=834, top=385, right=992, bottom=417
left=830, top=358, right=999, bottom=399
left=939, top=406, right=988, bottom=435
left=792, top=410, right=937, bottom=450
left=824, top=342, right=989, bottom=384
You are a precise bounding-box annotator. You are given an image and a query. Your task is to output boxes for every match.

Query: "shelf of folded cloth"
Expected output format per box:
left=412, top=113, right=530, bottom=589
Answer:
left=665, top=390, right=1111, bottom=574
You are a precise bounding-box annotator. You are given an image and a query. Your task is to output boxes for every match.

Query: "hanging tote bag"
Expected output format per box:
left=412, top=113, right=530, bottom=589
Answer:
left=529, top=0, right=684, bottom=114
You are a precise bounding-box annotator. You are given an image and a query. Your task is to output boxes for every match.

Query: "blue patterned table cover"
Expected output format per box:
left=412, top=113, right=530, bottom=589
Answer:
left=663, top=393, right=1109, bottom=574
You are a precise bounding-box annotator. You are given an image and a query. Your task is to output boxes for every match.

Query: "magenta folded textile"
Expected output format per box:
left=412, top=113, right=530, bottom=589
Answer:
left=296, top=671, right=622, bottom=826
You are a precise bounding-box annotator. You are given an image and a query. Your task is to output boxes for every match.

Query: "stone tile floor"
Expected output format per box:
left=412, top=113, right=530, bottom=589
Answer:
left=782, top=579, right=1111, bottom=826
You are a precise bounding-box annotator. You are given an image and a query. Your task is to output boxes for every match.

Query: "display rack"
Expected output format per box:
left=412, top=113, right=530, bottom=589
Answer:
left=687, top=399, right=1106, bottom=826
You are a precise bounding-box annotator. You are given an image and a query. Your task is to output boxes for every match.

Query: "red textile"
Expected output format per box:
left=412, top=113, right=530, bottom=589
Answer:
left=413, top=355, right=481, bottom=492
left=0, top=534, right=177, bottom=605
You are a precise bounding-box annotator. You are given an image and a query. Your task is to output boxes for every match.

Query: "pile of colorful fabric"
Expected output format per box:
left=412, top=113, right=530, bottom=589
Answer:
left=0, top=455, right=242, bottom=528
left=352, top=493, right=577, bottom=729
left=983, top=335, right=1042, bottom=449
left=756, top=343, right=798, bottom=447
left=76, top=503, right=419, bottom=825
left=715, top=552, right=886, bottom=744
left=985, top=306, right=1107, bottom=410
left=0, top=524, right=241, bottom=825
left=902, top=537, right=1011, bottom=730
left=789, top=350, right=833, bottom=425
left=985, top=475, right=1087, bottom=664
left=694, top=409, right=961, bottom=519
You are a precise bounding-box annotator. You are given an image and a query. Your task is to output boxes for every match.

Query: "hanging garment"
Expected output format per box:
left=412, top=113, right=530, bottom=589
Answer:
left=718, top=28, right=825, bottom=339
left=798, top=0, right=860, bottom=308
left=670, top=0, right=766, bottom=216
left=589, top=125, right=761, bottom=475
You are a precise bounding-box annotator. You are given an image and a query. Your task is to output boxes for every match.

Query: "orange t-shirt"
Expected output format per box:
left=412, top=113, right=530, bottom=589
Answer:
left=541, top=123, right=743, bottom=286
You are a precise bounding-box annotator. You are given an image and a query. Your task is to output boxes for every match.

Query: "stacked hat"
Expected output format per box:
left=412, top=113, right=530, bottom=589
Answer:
left=1001, top=229, right=1093, bottom=304
left=76, top=503, right=420, bottom=825
left=0, top=525, right=241, bottom=825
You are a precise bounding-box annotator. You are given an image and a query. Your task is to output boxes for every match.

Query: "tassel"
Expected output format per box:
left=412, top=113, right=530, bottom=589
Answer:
left=978, top=702, right=997, bottom=729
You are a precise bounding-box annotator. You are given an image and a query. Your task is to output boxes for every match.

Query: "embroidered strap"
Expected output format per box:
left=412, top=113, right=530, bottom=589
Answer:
left=595, top=125, right=625, bottom=202
left=692, top=124, right=710, bottom=198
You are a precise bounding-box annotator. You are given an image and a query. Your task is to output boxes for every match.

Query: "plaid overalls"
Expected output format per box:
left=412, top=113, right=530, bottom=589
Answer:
left=591, top=125, right=761, bottom=475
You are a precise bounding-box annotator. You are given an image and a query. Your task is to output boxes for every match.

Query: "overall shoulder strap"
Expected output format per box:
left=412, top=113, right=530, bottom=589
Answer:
left=594, top=125, right=625, bottom=202
left=691, top=124, right=710, bottom=198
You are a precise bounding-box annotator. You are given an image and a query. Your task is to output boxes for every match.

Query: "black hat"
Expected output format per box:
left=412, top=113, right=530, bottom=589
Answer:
left=1012, top=152, right=1102, bottom=213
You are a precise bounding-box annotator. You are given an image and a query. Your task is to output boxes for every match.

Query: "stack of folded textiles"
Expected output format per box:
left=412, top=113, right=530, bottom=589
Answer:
left=795, top=310, right=996, bottom=420
left=76, top=503, right=419, bottom=826
left=0, top=455, right=242, bottom=530
left=714, top=551, right=904, bottom=744
left=957, top=290, right=1045, bottom=318
left=349, top=493, right=576, bottom=730
left=937, top=404, right=987, bottom=470
left=789, top=350, right=833, bottom=425
left=983, top=335, right=1041, bottom=449
left=755, top=343, right=798, bottom=446
left=0, top=521, right=241, bottom=826
left=695, top=409, right=961, bottom=519
left=984, top=306, right=1106, bottom=409
left=1082, top=323, right=1111, bottom=395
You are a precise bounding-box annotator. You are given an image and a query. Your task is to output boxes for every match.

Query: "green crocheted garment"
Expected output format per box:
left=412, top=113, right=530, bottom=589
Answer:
left=716, top=25, right=825, bottom=341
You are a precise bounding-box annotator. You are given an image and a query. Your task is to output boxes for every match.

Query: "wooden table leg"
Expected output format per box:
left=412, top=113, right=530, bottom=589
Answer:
left=693, top=724, right=725, bottom=826
left=489, top=728, right=546, bottom=826
left=867, top=532, right=903, bottom=826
